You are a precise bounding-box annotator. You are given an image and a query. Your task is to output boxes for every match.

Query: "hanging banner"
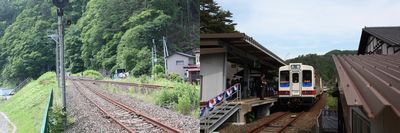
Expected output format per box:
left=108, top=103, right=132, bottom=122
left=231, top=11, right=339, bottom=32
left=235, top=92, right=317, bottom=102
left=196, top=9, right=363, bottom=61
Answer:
left=216, top=93, right=225, bottom=103
left=233, top=83, right=238, bottom=91
left=200, top=107, right=206, bottom=117
left=208, top=98, right=216, bottom=111
left=226, top=88, right=232, bottom=96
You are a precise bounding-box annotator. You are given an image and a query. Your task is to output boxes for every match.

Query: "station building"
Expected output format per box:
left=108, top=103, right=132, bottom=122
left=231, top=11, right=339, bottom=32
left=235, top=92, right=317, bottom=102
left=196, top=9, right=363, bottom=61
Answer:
left=333, top=26, right=400, bottom=133
left=358, top=26, right=400, bottom=55
left=200, top=33, right=286, bottom=132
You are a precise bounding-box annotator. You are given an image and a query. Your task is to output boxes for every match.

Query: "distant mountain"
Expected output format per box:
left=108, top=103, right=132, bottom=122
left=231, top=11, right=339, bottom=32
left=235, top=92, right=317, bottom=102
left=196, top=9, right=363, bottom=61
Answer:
left=286, top=50, right=357, bottom=87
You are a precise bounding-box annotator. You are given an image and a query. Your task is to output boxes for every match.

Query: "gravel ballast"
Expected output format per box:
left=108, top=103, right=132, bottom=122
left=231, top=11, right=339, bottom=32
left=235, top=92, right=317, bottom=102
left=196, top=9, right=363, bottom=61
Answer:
left=86, top=81, right=199, bottom=133
left=66, top=79, right=199, bottom=132
left=65, top=80, right=128, bottom=132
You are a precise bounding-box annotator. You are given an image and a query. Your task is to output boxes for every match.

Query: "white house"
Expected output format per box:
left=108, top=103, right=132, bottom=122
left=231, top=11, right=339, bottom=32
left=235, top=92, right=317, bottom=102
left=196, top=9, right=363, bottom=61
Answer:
left=166, top=52, right=195, bottom=78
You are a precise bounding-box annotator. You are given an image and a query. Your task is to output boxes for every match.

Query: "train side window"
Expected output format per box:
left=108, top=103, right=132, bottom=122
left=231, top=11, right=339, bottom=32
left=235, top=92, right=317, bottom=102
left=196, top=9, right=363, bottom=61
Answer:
left=280, top=71, right=290, bottom=87
left=292, top=73, right=299, bottom=83
left=302, top=70, right=312, bottom=87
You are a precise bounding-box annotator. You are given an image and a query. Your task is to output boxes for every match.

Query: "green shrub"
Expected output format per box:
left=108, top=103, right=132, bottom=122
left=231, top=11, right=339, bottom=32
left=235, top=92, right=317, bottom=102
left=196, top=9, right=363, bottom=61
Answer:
left=177, top=95, right=191, bottom=115
left=138, top=75, right=150, bottom=83
left=82, top=70, right=103, bottom=80
left=326, top=94, right=337, bottom=109
left=155, top=83, right=199, bottom=115
left=168, top=73, right=183, bottom=82
left=49, top=105, right=65, bottom=132
left=155, top=88, right=179, bottom=109
left=152, top=64, right=164, bottom=76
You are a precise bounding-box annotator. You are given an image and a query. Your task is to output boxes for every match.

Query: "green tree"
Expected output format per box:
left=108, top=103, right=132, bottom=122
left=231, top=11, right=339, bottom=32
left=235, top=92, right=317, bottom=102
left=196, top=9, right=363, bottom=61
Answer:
left=200, top=0, right=236, bottom=33
left=117, top=9, right=172, bottom=76
left=0, top=2, right=55, bottom=84
left=65, top=25, right=84, bottom=73
left=287, top=50, right=357, bottom=86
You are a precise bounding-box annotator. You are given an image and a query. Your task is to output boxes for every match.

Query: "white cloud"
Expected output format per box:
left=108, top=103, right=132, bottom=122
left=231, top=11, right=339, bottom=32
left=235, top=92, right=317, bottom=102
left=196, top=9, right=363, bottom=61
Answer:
left=216, top=0, right=400, bottom=59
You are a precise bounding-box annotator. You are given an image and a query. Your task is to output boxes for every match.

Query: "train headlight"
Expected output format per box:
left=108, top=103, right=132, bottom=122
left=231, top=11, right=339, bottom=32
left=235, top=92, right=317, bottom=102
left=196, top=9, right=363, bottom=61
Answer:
left=278, top=91, right=290, bottom=95
left=301, top=90, right=316, bottom=95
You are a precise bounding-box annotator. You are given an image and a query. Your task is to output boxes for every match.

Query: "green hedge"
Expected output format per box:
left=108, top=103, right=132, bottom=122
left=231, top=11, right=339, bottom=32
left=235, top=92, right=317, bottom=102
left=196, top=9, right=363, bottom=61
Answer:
left=82, top=70, right=103, bottom=80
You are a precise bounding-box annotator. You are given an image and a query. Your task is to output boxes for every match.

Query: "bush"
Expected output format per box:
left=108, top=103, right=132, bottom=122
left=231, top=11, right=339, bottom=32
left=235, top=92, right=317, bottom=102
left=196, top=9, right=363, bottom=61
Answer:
left=177, top=95, right=191, bottom=115
left=155, top=83, right=199, bottom=115
left=152, top=64, right=164, bottom=76
left=168, top=73, right=183, bottom=82
left=49, top=105, right=65, bottom=132
left=138, top=75, right=150, bottom=83
left=156, top=88, right=179, bottom=109
left=82, top=70, right=103, bottom=80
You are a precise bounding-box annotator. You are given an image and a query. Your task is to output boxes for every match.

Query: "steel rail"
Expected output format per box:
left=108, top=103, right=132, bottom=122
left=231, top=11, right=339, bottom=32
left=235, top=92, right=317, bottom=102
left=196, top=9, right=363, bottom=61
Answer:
left=76, top=77, right=170, bottom=89
left=277, top=112, right=305, bottom=133
left=71, top=80, right=135, bottom=133
left=78, top=80, right=182, bottom=133
left=249, top=112, right=288, bottom=133
left=249, top=111, right=305, bottom=133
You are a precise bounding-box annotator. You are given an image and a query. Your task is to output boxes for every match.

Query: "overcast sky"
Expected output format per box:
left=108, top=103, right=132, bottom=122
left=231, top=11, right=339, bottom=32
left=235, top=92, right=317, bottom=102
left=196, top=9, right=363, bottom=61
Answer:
left=216, top=0, right=400, bottom=59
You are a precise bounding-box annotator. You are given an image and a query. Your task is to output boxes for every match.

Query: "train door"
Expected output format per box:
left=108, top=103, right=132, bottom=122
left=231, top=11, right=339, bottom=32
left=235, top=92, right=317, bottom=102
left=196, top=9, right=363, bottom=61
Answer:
left=291, top=72, right=301, bottom=96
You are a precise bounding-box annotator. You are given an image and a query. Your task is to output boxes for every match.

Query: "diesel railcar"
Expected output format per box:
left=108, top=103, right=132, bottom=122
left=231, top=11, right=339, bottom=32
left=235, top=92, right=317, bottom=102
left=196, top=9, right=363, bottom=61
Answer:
left=278, top=63, right=322, bottom=107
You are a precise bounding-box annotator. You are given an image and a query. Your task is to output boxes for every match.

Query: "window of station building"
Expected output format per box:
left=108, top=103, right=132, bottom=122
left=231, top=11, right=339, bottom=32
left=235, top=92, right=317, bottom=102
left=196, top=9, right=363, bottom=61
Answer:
left=292, top=73, right=299, bottom=83
left=176, top=60, right=184, bottom=65
left=352, top=111, right=370, bottom=133
left=302, top=70, right=312, bottom=86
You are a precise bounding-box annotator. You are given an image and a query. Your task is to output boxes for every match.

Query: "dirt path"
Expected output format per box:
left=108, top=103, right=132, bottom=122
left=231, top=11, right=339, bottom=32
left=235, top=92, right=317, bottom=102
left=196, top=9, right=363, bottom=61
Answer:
left=0, top=112, right=16, bottom=133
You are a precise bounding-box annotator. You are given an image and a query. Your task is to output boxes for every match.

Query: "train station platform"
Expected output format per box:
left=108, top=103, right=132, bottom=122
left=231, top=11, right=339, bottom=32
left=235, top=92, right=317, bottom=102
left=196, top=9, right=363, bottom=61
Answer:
left=229, top=97, right=277, bottom=125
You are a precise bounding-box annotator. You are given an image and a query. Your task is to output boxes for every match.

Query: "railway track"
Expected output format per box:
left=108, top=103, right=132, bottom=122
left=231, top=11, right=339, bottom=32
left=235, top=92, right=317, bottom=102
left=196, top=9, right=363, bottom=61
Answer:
left=75, top=77, right=169, bottom=89
left=71, top=79, right=181, bottom=133
left=250, top=111, right=305, bottom=133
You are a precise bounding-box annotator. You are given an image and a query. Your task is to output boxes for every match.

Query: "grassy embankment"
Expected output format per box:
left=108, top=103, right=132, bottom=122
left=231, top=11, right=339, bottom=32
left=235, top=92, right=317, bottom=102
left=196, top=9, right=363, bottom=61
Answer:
left=0, top=72, right=62, bottom=132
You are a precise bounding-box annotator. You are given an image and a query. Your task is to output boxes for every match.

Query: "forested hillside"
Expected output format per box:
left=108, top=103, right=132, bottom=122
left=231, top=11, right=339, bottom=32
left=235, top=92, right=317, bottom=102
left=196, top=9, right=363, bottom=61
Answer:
left=287, top=50, right=357, bottom=87
left=0, top=0, right=199, bottom=86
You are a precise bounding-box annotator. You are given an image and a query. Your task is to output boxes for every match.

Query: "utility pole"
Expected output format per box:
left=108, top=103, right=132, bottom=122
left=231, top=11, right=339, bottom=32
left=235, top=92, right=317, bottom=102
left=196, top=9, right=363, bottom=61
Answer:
left=58, top=8, right=67, bottom=128
left=56, top=39, right=60, bottom=89
left=153, top=39, right=157, bottom=64
left=52, top=0, right=68, bottom=128
left=151, top=39, right=155, bottom=69
left=162, top=36, right=169, bottom=75
left=48, top=34, right=60, bottom=89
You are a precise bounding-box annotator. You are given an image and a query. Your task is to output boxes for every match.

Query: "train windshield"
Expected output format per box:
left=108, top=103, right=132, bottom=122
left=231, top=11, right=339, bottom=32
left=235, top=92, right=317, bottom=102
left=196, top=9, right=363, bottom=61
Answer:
left=280, top=71, right=290, bottom=87
left=303, top=70, right=312, bottom=87
left=292, top=73, right=299, bottom=83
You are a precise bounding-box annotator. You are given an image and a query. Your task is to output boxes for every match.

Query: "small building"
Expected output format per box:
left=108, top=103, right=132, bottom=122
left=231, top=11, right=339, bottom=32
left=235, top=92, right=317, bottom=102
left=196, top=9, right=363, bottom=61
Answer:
left=184, top=49, right=200, bottom=84
left=358, top=26, right=400, bottom=55
left=333, top=26, right=400, bottom=133
left=166, top=52, right=195, bottom=78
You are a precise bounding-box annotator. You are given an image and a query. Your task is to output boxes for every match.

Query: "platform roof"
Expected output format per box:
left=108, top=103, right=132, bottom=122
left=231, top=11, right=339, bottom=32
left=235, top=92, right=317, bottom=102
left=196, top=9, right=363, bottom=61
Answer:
left=358, top=26, right=400, bottom=54
left=333, top=54, right=400, bottom=119
left=201, top=33, right=286, bottom=70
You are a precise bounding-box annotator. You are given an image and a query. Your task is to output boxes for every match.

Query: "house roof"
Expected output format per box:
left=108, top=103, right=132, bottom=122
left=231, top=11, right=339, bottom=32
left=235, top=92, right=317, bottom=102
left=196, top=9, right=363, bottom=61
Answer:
left=358, top=26, right=400, bottom=54
left=200, top=33, right=286, bottom=70
left=332, top=54, right=400, bottom=119
left=168, top=52, right=195, bottom=58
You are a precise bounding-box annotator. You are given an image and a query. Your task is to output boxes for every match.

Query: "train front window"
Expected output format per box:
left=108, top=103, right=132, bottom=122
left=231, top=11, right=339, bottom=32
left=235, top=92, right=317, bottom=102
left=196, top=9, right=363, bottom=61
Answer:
left=303, top=70, right=312, bottom=87
left=292, top=73, right=299, bottom=83
left=280, top=71, right=289, bottom=87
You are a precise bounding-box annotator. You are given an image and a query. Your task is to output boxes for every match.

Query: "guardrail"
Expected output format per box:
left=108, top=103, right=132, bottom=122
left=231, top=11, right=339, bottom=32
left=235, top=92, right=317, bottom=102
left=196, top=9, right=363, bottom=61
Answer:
left=9, top=78, right=32, bottom=95
left=40, top=89, right=53, bottom=133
